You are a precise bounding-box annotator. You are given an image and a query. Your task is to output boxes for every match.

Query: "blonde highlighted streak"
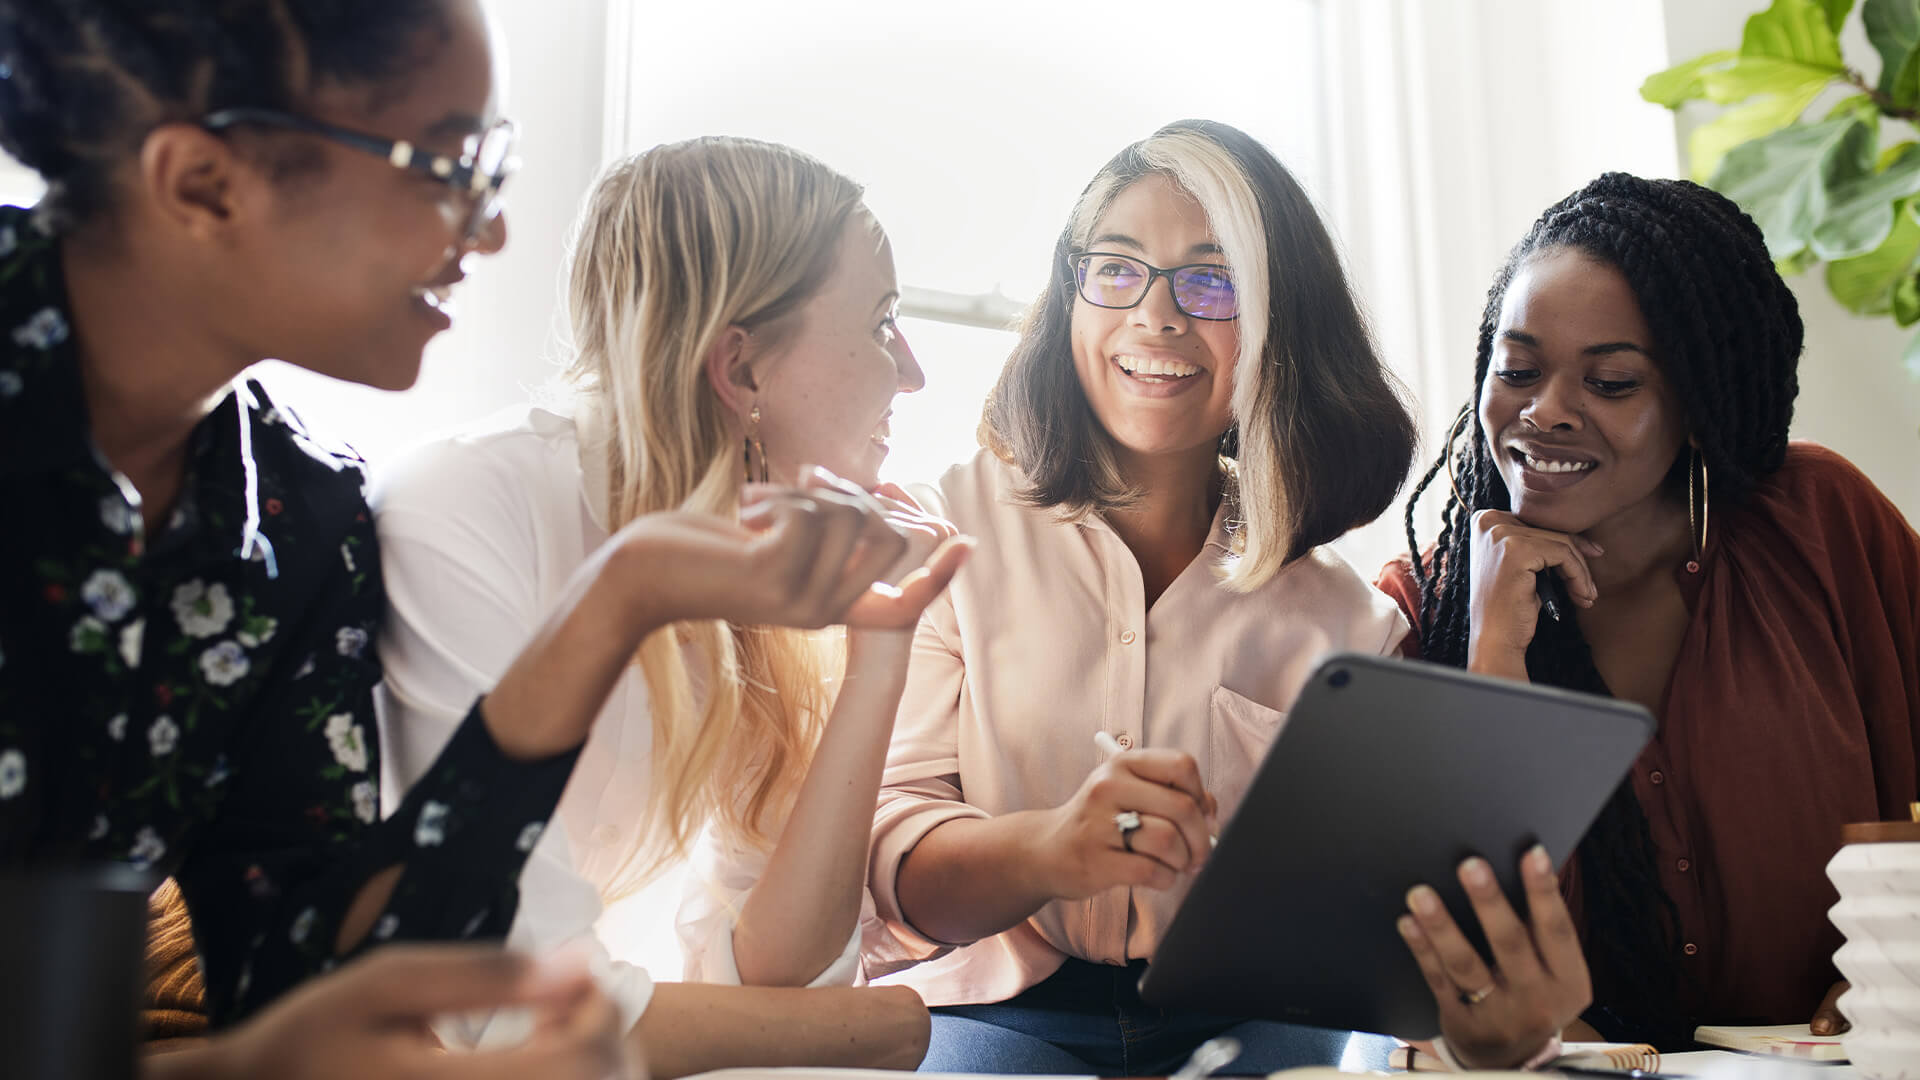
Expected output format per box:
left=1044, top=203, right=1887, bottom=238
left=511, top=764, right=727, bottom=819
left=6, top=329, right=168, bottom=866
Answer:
left=1064, top=131, right=1287, bottom=590
left=560, top=137, right=864, bottom=900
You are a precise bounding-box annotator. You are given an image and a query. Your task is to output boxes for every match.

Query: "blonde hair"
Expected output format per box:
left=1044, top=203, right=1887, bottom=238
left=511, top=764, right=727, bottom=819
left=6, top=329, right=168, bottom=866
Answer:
left=561, top=136, right=865, bottom=895
left=982, top=120, right=1414, bottom=590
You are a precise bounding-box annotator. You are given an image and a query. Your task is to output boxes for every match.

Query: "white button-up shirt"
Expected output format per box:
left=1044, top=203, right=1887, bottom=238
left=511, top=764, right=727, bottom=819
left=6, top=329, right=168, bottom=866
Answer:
left=373, top=404, right=859, bottom=1049
left=866, top=450, right=1408, bottom=1007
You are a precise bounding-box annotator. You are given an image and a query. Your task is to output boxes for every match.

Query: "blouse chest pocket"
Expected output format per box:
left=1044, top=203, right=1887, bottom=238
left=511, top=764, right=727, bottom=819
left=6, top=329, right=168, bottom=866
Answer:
left=1207, top=684, right=1288, bottom=824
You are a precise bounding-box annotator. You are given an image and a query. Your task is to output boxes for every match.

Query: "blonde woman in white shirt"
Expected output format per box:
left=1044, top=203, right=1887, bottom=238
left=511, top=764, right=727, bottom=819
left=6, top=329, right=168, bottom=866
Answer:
left=375, top=137, right=970, bottom=1077
left=864, top=120, right=1418, bottom=1075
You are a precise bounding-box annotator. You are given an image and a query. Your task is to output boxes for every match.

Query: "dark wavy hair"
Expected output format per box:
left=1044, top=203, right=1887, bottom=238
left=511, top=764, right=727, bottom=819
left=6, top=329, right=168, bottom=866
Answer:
left=1401, top=172, right=1803, bottom=1045
left=0, top=0, right=447, bottom=229
left=981, top=118, right=1416, bottom=586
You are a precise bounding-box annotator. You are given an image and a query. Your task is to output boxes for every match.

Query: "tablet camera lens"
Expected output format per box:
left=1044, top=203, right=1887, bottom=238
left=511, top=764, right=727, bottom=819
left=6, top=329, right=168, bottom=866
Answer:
left=1329, top=669, right=1350, bottom=689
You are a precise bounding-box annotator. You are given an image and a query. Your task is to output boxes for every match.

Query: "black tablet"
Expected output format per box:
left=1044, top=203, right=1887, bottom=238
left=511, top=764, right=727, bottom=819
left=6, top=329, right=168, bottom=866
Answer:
left=1136, top=652, right=1655, bottom=1039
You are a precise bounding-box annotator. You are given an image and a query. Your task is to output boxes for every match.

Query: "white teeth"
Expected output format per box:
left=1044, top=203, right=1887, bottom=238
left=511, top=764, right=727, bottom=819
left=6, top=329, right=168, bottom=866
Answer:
left=1522, top=453, right=1594, bottom=474
left=1115, top=354, right=1201, bottom=378
left=410, top=284, right=455, bottom=314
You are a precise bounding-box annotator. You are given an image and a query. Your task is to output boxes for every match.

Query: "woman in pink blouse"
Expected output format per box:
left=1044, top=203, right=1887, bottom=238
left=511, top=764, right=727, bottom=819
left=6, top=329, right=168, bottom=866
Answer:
left=864, top=120, right=1418, bottom=1074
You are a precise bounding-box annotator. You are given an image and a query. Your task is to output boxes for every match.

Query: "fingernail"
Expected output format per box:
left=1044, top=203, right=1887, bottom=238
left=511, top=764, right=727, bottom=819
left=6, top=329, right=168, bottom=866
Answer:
left=1407, top=885, right=1441, bottom=915
left=1812, top=1018, right=1833, bottom=1035
left=1527, top=845, right=1552, bottom=875
left=1396, top=915, right=1419, bottom=939
left=1461, top=858, right=1493, bottom=888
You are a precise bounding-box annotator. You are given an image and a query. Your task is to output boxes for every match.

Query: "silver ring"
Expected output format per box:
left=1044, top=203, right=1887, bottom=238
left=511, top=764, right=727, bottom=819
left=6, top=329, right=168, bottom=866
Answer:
left=1114, top=810, right=1143, bottom=852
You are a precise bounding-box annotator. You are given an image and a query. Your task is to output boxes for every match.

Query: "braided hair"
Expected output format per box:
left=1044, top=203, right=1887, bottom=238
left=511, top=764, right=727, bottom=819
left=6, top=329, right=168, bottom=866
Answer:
left=1402, top=173, right=1802, bottom=1044
left=0, top=0, right=446, bottom=230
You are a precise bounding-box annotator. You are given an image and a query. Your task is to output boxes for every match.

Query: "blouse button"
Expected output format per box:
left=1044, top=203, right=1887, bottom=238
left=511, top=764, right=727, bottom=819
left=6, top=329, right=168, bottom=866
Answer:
left=1683, top=943, right=1699, bottom=956
left=1649, top=770, right=1665, bottom=785
left=1676, top=858, right=1691, bottom=873
left=1116, top=733, right=1134, bottom=750
left=1119, top=629, right=1137, bottom=645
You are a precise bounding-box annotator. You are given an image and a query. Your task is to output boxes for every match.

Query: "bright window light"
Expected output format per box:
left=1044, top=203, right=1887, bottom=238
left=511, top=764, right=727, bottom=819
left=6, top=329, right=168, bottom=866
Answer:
left=614, top=0, right=1326, bottom=487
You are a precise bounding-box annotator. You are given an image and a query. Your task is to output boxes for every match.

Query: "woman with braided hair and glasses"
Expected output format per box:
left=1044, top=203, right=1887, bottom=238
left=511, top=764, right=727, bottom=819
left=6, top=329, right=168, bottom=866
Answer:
left=0, top=2, right=919, bottom=1075
left=1377, top=173, right=1920, bottom=1069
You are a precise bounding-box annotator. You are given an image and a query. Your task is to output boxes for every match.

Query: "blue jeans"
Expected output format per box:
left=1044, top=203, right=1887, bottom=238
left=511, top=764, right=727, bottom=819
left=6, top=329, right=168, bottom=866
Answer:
left=920, top=959, right=1393, bottom=1076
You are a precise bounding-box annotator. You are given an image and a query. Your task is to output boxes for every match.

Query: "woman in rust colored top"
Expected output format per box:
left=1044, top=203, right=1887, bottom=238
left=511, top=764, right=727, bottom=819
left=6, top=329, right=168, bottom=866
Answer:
left=1376, top=173, right=1920, bottom=1066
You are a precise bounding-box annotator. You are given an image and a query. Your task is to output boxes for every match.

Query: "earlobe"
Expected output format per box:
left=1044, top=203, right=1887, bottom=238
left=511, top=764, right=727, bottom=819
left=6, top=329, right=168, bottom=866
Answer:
left=702, top=325, right=758, bottom=420
left=139, top=124, right=248, bottom=238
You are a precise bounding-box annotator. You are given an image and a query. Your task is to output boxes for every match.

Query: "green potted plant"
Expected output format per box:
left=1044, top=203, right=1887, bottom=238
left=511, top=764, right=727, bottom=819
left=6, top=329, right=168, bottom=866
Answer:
left=1645, top=0, right=1920, bottom=373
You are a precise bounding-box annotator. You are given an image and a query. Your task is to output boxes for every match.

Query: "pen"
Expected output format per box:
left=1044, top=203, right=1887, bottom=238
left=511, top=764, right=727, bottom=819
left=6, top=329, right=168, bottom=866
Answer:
left=1536, top=569, right=1563, bottom=622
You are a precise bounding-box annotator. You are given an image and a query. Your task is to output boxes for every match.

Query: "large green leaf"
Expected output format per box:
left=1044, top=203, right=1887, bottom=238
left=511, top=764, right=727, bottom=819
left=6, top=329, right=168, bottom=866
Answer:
left=1642, top=50, right=1740, bottom=105
left=1819, top=0, right=1860, bottom=30
left=1688, top=79, right=1831, bottom=182
left=1893, top=269, right=1920, bottom=322
left=1713, top=115, right=1877, bottom=256
left=1699, top=55, right=1845, bottom=101
left=1864, top=0, right=1920, bottom=104
left=1828, top=201, right=1920, bottom=314
left=1742, top=0, right=1848, bottom=67
left=1813, top=143, right=1920, bottom=258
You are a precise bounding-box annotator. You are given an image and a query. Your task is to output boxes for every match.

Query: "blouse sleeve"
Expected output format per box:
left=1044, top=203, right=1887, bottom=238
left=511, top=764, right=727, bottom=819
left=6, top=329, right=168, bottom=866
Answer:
left=864, top=588, right=990, bottom=974
left=1372, top=554, right=1427, bottom=661
left=370, top=439, right=655, bottom=1043
left=171, top=507, right=578, bottom=1025
left=675, top=817, right=864, bottom=987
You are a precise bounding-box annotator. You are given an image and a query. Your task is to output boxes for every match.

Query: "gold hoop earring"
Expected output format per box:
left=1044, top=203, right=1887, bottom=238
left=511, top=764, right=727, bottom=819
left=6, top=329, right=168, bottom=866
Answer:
left=1443, top=405, right=1473, bottom=505
left=743, top=404, right=769, bottom=485
left=1686, top=447, right=1709, bottom=574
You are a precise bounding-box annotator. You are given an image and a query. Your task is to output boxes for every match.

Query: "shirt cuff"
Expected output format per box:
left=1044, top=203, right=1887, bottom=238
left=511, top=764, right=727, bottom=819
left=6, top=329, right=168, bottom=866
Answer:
left=867, top=796, right=990, bottom=933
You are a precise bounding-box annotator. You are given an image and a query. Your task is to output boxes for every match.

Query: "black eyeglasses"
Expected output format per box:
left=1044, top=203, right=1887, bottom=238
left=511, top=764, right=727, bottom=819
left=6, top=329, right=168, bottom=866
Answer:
left=1069, top=251, right=1239, bottom=321
left=200, top=107, right=517, bottom=242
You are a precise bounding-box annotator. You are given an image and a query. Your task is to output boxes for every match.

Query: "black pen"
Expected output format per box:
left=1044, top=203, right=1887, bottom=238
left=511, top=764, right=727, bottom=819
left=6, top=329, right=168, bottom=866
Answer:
left=1536, top=570, right=1563, bottom=622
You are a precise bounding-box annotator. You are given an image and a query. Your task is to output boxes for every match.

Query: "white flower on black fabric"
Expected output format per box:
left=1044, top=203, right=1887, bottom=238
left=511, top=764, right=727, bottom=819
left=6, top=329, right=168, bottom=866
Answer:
left=82, top=570, right=135, bottom=622
left=236, top=617, right=277, bottom=648
left=171, top=580, right=234, bottom=638
left=0, top=749, right=24, bottom=799
left=293, top=654, right=315, bottom=680
left=89, top=814, right=109, bottom=841
left=0, top=371, right=21, bottom=399
left=351, top=780, right=377, bottom=824
left=98, top=495, right=132, bottom=535
left=69, top=615, right=107, bottom=654
left=206, top=755, right=231, bottom=788
left=199, top=641, right=249, bottom=687
left=341, top=542, right=356, bottom=574
left=323, top=713, right=369, bottom=772
left=11, top=307, right=69, bottom=350
left=372, top=914, right=399, bottom=941
left=516, top=822, right=544, bottom=853
left=290, top=907, right=317, bottom=946
left=414, top=800, right=450, bottom=847
left=335, top=626, right=368, bottom=659
left=119, top=619, right=144, bottom=669
left=107, top=713, right=127, bottom=742
left=148, top=716, right=179, bottom=757
left=128, top=827, right=166, bottom=870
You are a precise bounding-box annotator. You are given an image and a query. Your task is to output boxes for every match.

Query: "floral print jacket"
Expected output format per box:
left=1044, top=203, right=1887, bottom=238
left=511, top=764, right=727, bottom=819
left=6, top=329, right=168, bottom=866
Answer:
left=0, top=206, right=578, bottom=1025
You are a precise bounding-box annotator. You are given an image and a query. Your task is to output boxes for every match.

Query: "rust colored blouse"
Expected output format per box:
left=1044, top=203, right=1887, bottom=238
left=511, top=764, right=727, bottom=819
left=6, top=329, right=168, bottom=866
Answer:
left=1376, top=443, right=1920, bottom=1030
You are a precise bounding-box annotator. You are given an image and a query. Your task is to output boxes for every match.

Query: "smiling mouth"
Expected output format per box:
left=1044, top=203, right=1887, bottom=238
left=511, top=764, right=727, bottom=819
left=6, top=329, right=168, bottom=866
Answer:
left=1510, top=447, right=1597, bottom=475
left=410, top=284, right=456, bottom=317
left=1114, top=354, right=1202, bottom=379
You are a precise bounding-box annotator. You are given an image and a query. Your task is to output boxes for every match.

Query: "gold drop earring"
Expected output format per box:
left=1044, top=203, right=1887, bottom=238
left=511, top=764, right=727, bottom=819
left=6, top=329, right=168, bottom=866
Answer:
left=743, top=404, right=769, bottom=485
left=1686, top=445, right=1710, bottom=574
